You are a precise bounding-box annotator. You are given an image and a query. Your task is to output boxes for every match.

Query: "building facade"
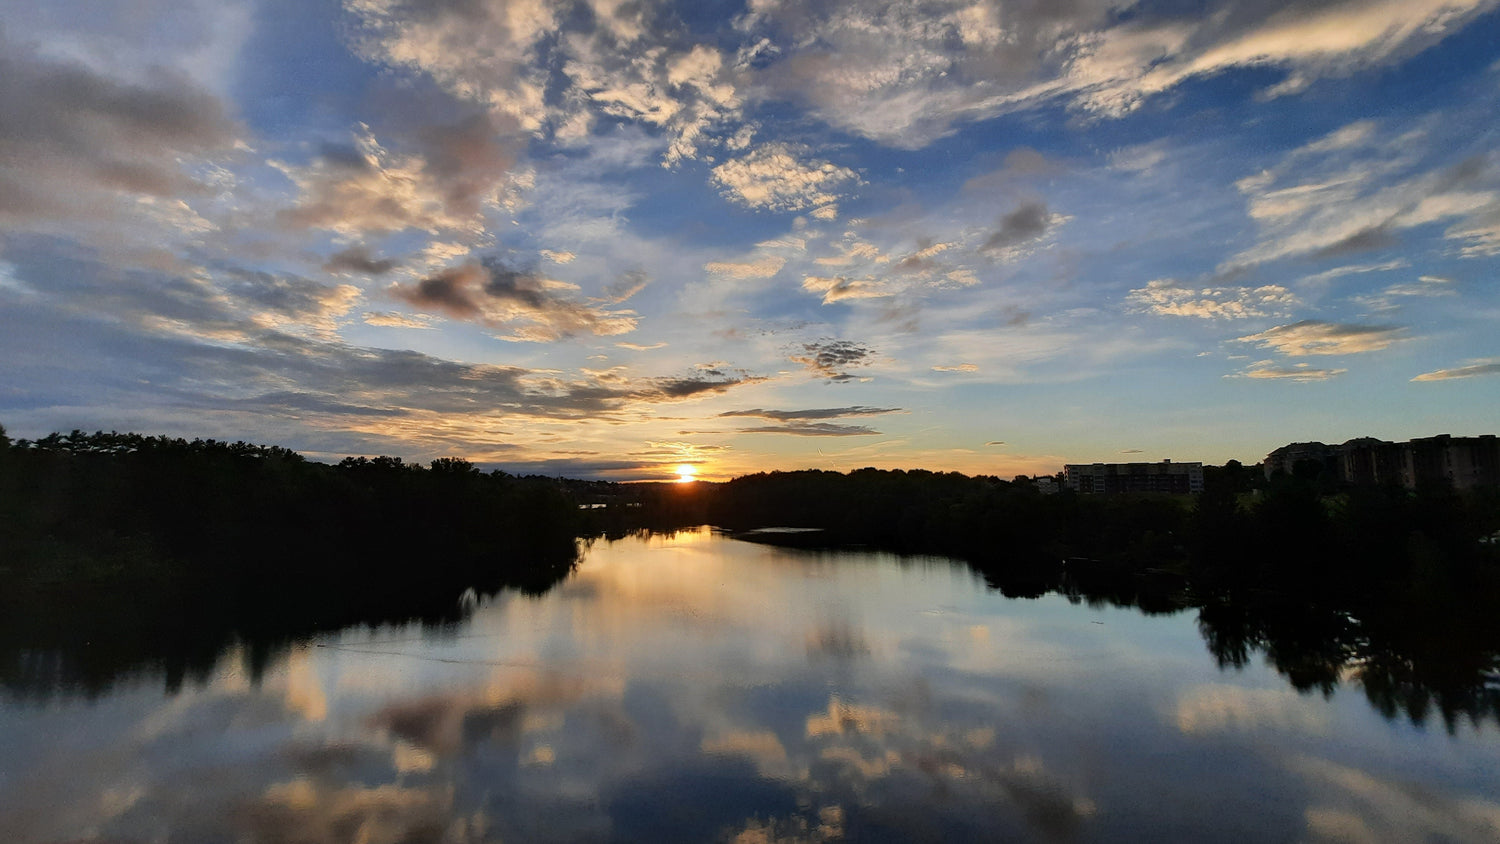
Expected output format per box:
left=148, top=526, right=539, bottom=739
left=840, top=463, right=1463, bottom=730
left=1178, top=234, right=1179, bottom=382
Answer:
left=1064, top=461, right=1205, bottom=495
left=1264, top=434, right=1499, bottom=489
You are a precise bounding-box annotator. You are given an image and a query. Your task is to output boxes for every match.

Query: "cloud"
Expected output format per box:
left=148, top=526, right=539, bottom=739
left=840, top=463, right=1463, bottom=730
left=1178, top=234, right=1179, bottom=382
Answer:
left=1234, top=361, right=1348, bottom=381
left=616, top=341, right=667, bottom=351
left=363, top=311, right=436, bottom=329
left=790, top=339, right=875, bottom=382
left=963, top=148, right=1064, bottom=192
left=732, top=0, right=1500, bottom=150
left=0, top=238, right=766, bottom=449
left=931, top=363, right=978, bottom=372
left=1236, top=320, right=1405, bottom=356
left=1411, top=359, right=1500, bottom=382
left=0, top=35, right=238, bottom=228
left=222, top=268, right=362, bottom=333
left=719, top=407, right=902, bottom=422
left=1299, top=259, right=1410, bottom=285
left=323, top=246, right=398, bottom=276
left=349, top=0, right=744, bottom=165
left=1228, top=117, right=1500, bottom=270
left=1126, top=279, right=1300, bottom=319
left=540, top=249, right=575, bottom=264
left=705, top=255, right=787, bottom=279
left=603, top=270, right=650, bottom=303
left=980, top=201, right=1056, bottom=252
left=734, top=422, right=882, bottom=436
left=711, top=143, right=859, bottom=212
left=275, top=116, right=519, bottom=237
left=985, top=441, right=1005, bottom=447
left=801, top=275, right=892, bottom=304
left=391, top=258, right=637, bottom=341
left=345, top=0, right=1500, bottom=161
left=1353, top=274, right=1458, bottom=311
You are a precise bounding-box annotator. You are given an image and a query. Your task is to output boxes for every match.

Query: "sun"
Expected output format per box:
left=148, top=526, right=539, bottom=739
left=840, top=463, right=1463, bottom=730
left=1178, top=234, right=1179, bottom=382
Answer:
left=676, top=464, right=698, bottom=483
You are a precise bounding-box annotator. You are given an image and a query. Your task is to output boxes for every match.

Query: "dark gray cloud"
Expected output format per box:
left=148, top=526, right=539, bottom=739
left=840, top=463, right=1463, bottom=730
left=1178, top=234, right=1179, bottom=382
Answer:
left=0, top=37, right=237, bottom=225
left=323, top=246, right=399, bottom=276
left=981, top=201, right=1052, bottom=252
left=392, top=258, right=637, bottom=340
left=790, top=340, right=874, bottom=382
left=736, top=422, right=880, bottom=436
left=719, top=407, right=901, bottom=421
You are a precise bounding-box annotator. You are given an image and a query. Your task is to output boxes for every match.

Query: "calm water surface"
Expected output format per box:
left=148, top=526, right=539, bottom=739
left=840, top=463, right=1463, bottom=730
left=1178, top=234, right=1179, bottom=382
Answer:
left=3, top=529, right=1498, bottom=842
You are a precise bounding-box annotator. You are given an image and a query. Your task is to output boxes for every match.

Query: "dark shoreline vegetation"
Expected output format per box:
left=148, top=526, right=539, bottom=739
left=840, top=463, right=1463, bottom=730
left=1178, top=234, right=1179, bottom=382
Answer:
left=3, top=427, right=1498, bottom=730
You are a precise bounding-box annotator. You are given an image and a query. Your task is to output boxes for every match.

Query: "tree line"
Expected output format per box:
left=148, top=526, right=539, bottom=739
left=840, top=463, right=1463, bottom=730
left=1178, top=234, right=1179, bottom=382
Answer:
left=3, top=426, right=1497, bottom=726
left=0, top=426, right=582, bottom=697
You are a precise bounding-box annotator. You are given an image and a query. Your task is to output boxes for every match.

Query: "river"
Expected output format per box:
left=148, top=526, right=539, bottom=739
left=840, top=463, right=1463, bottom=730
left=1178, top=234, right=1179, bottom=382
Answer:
left=3, top=528, right=1498, bottom=842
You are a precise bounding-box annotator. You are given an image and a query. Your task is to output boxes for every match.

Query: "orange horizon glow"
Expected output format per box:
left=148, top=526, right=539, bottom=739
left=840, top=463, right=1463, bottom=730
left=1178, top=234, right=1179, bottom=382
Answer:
left=675, top=464, right=698, bottom=483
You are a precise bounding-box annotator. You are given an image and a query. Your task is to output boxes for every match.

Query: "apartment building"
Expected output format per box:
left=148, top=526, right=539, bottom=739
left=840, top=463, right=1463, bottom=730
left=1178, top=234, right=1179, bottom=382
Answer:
left=1064, top=460, right=1205, bottom=495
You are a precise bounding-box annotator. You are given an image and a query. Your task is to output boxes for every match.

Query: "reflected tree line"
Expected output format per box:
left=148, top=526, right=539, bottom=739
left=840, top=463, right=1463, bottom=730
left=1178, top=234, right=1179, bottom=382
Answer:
left=701, top=464, right=1500, bottom=731
left=3, top=427, right=1499, bottom=730
left=0, top=427, right=582, bottom=699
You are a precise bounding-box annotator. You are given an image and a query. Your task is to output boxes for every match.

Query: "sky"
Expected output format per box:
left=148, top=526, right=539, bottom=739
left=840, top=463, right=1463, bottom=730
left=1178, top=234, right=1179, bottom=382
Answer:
left=1, top=0, right=1497, bottom=481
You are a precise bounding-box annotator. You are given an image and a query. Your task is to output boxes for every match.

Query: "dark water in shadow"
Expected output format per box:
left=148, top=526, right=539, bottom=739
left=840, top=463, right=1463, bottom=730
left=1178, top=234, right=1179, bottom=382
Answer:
left=2, top=529, right=1498, bottom=842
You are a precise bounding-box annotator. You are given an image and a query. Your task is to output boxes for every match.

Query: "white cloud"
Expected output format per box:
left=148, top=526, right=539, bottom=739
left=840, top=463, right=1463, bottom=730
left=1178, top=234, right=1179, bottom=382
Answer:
left=711, top=143, right=859, bottom=212
left=1236, top=320, right=1405, bottom=356
left=738, top=0, right=1498, bottom=146
left=1299, top=259, right=1410, bottom=285
left=363, top=311, right=437, bottom=329
left=704, top=255, right=787, bottom=279
left=1233, top=361, right=1348, bottom=382
left=1126, top=279, right=1299, bottom=319
left=1227, top=116, right=1500, bottom=269
left=1353, top=274, right=1458, bottom=311
left=349, top=0, right=743, bottom=166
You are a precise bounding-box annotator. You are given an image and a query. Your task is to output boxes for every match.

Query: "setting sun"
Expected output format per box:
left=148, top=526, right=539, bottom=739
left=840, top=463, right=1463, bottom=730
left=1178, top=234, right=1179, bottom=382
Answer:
left=676, top=464, right=697, bottom=483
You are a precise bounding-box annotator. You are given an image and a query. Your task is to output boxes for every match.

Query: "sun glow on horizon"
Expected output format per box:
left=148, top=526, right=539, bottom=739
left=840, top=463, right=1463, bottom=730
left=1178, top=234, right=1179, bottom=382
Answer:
left=676, top=464, right=698, bottom=483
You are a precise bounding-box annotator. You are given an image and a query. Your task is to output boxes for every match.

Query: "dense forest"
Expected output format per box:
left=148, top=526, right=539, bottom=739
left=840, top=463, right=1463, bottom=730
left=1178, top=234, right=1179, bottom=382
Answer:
left=3, top=426, right=1498, bottom=727
left=0, top=426, right=581, bottom=696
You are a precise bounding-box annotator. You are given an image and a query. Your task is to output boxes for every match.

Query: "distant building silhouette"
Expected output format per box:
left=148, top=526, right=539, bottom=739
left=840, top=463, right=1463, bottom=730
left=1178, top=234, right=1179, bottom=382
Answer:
left=1064, top=460, right=1204, bottom=494
left=1264, top=434, right=1499, bottom=489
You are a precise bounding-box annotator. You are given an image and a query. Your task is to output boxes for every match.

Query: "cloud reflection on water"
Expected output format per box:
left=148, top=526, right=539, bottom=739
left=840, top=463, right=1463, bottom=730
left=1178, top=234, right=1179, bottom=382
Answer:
left=2, top=530, right=1499, bottom=842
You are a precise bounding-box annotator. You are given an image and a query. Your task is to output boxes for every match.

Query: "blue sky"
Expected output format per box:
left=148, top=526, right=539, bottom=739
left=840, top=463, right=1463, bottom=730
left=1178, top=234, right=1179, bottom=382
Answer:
left=1, top=0, right=1497, bottom=480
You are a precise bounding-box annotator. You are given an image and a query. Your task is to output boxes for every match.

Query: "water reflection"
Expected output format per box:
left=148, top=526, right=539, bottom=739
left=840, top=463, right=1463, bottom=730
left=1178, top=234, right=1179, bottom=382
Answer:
left=2, top=530, right=1498, bottom=843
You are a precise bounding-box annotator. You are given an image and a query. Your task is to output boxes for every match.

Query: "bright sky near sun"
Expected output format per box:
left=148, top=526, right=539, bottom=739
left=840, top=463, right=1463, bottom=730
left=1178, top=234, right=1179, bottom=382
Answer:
left=1, top=1, right=1497, bottom=481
